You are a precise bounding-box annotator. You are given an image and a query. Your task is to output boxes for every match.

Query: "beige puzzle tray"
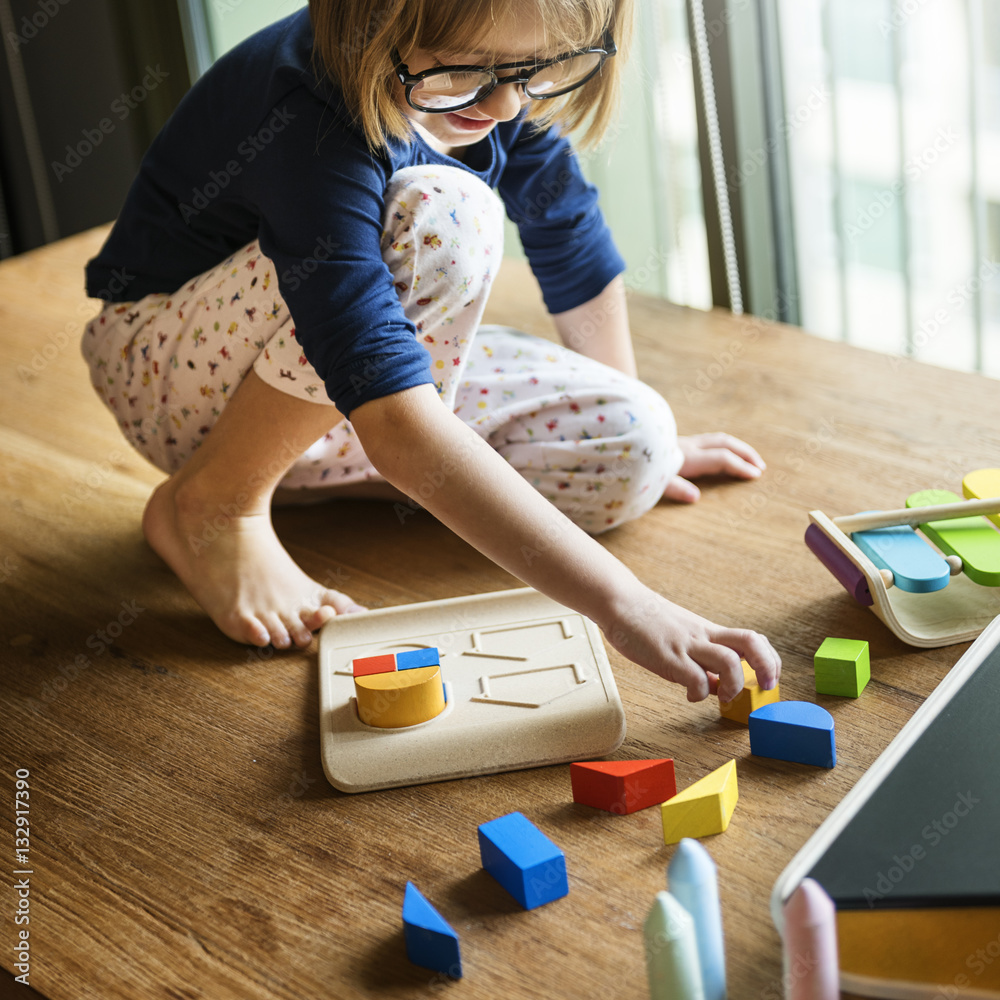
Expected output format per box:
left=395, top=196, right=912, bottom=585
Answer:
left=317, top=588, right=626, bottom=793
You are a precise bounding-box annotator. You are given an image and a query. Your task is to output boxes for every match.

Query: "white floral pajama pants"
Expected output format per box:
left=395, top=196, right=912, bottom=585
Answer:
left=83, top=165, right=683, bottom=533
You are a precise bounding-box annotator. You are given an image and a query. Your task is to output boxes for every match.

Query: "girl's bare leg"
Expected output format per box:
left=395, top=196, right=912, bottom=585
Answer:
left=141, top=369, right=366, bottom=648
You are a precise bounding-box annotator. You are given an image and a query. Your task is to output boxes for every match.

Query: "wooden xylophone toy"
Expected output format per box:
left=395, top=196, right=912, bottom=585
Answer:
left=805, top=469, right=1000, bottom=647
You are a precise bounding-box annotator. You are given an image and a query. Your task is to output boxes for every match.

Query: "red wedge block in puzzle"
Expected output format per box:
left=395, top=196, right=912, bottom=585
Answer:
left=570, top=759, right=676, bottom=814
left=352, top=654, right=397, bottom=677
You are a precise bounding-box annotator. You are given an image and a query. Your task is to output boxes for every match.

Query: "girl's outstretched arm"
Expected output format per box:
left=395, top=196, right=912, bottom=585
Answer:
left=350, top=384, right=780, bottom=703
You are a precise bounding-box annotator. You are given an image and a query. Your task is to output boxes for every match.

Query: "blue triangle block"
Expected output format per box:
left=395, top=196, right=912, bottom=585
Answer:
left=402, top=882, right=462, bottom=977
left=749, top=701, right=836, bottom=768
left=403, top=882, right=454, bottom=935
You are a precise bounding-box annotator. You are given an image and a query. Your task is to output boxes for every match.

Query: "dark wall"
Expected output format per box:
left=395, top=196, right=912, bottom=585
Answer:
left=0, top=0, right=191, bottom=257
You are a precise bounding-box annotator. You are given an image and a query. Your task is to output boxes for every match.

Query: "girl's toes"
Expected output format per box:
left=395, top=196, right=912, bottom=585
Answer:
left=222, top=609, right=271, bottom=647
left=285, top=615, right=314, bottom=648
left=260, top=613, right=292, bottom=649
left=301, top=604, right=337, bottom=633
left=322, top=589, right=367, bottom=615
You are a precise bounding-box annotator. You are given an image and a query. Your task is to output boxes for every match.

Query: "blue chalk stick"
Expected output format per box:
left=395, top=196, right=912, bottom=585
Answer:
left=668, top=839, right=726, bottom=1000
left=851, top=520, right=950, bottom=593
left=478, top=811, right=568, bottom=909
left=749, top=701, right=836, bottom=768
left=402, top=882, right=462, bottom=978
left=396, top=647, right=441, bottom=670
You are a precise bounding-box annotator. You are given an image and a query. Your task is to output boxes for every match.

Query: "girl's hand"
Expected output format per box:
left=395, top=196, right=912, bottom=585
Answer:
left=601, top=588, right=780, bottom=703
left=663, top=432, right=766, bottom=503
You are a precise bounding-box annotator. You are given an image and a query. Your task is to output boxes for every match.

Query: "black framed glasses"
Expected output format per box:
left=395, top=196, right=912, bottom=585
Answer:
left=392, top=33, right=617, bottom=113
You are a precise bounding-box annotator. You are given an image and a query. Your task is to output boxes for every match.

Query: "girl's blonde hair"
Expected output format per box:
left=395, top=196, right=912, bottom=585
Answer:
left=308, top=0, right=634, bottom=151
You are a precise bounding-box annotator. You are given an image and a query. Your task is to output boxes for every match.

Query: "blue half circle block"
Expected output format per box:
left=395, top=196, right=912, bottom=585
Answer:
left=478, top=811, right=568, bottom=909
left=851, top=518, right=950, bottom=593
left=402, top=881, right=462, bottom=978
left=748, top=701, right=836, bottom=768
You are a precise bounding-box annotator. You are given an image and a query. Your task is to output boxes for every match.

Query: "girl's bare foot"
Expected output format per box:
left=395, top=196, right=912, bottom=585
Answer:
left=142, top=475, right=365, bottom=648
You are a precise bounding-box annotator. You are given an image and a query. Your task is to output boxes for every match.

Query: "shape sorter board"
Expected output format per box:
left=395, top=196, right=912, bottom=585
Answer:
left=317, top=588, right=626, bottom=792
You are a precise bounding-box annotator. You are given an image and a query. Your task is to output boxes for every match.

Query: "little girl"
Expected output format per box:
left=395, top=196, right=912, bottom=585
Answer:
left=82, top=0, right=780, bottom=703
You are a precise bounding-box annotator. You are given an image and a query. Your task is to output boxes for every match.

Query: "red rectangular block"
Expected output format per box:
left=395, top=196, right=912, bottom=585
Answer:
left=352, top=653, right=396, bottom=677
left=570, top=759, right=676, bottom=814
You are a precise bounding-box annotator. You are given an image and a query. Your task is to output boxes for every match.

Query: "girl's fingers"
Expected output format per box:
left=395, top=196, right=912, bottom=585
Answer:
left=662, top=475, right=700, bottom=503
left=682, top=446, right=762, bottom=480
left=721, top=628, right=781, bottom=689
left=678, top=433, right=767, bottom=477
left=688, top=432, right=766, bottom=468
left=683, top=664, right=712, bottom=703
left=690, top=642, right=746, bottom=703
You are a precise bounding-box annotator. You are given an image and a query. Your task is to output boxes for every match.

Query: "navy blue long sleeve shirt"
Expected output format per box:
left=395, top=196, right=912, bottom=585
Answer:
left=85, top=9, right=626, bottom=417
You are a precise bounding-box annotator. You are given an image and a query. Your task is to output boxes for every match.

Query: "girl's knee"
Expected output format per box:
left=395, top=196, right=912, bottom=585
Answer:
left=381, top=165, right=504, bottom=344
left=566, top=384, right=683, bottom=534
left=382, top=165, right=505, bottom=257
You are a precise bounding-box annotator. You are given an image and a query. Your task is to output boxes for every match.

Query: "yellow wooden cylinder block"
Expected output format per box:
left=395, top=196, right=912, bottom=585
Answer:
left=354, top=665, right=446, bottom=729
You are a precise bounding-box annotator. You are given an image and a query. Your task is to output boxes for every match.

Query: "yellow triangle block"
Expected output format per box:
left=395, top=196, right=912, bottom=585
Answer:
left=661, top=760, right=738, bottom=844
left=720, top=660, right=780, bottom=725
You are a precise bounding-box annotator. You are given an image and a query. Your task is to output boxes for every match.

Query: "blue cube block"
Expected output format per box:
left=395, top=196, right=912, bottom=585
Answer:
left=402, top=882, right=462, bottom=978
left=477, top=811, right=568, bottom=909
left=396, top=647, right=440, bottom=670
left=749, top=701, right=836, bottom=768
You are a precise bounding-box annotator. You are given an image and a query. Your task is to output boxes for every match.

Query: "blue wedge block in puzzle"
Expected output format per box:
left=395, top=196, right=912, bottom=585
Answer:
left=851, top=521, right=950, bottom=593
left=396, top=647, right=441, bottom=670
left=748, top=701, right=836, bottom=768
left=402, top=881, right=462, bottom=978
left=477, top=811, right=568, bottom=909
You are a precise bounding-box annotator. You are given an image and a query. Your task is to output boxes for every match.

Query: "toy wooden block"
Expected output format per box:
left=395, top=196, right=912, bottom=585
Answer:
left=403, top=882, right=462, bottom=978
left=660, top=760, right=738, bottom=845
left=814, top=638, right=870, bottom=698
left=570, top=759, right=676, bottom=814
left=396, top=647, right=440, bottom=670
left=749, top=701, right=836, bottom=768
left=851, top=521, right=950, bottom=593
left=352, top=653, right=396, bottom=677
left=354, top=664, right=446, bottom=729
left=352, top=647, right=440, bottom=675
left=907, top=489, right=1000, bottom=587
left=719, top=659, right=780, bottom=725
left=478, top=811, right=568, bottom=909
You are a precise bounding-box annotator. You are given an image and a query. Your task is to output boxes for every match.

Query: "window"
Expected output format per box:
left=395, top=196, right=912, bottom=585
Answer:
left=776, top=0, right=1000, bottom=373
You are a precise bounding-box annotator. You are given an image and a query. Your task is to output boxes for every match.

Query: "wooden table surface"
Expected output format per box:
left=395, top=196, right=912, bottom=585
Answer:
left=3, top=226, right=998, bottom=999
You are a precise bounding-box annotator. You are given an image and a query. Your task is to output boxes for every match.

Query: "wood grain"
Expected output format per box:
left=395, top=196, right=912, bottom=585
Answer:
left=3, top=225, right=998, bottom=999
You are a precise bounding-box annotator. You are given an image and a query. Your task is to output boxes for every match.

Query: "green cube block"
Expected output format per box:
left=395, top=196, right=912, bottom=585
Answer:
left=814, top=638, right=870, bottom=698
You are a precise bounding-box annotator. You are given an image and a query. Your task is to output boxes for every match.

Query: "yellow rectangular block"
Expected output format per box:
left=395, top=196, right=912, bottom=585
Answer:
left=661, top=760, right=738, bottom=844
left=719, top=660, right=780, bottom=725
